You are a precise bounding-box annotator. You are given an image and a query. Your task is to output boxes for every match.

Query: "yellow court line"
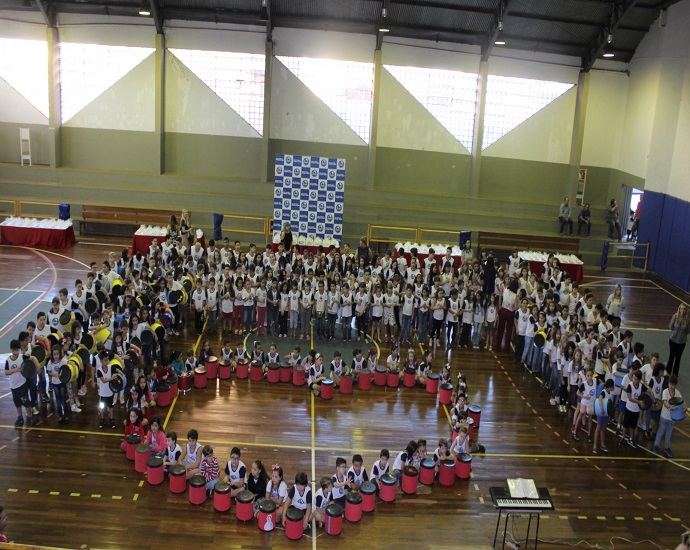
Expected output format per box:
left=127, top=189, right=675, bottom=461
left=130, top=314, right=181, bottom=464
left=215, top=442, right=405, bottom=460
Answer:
left=162, top=396, right=177, bottom=431
left=0, top=424, right=121, bottom=437
left=0, top=392, right=10, bottom=401
left=650, top=279, right=690, bottom=307
left=442, top=403, right=454, bottom=430
left=0, top=268, right=48, bottom=309
left=310, top=389, right=317, bottom=548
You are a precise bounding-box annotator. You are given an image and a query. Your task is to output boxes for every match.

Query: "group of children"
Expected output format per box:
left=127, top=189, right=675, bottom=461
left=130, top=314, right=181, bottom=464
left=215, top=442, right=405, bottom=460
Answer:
left=120, top=416, right=476, bottom=533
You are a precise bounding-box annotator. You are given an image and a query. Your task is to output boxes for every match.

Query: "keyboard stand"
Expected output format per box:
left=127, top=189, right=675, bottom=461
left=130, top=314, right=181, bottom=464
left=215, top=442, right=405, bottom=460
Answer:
left=490, top=486, right=553, bottom=550
left=492, top=507, right=542, bottom=550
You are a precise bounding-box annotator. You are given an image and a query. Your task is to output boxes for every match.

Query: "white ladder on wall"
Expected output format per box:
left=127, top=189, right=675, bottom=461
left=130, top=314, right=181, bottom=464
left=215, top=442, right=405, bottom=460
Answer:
left=20, top=127, right=31, bottom=166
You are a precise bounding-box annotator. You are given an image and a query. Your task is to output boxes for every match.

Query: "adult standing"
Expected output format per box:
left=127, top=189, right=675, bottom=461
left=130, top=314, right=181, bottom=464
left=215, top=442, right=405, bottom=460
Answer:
left=559, top=197, right=573, bottom=236
left=279, top=222, right=293, bottom=253
left=577, top=202, right=591, bottom=237
left=354, top=237, right=371, bottom=267
left=179, top=209, right=192, bottom=252
left=496, top=277, right=519, bottom=353
left=667, top=303, right=690, bottom=377
left=606, top=199, right=622, bottom=241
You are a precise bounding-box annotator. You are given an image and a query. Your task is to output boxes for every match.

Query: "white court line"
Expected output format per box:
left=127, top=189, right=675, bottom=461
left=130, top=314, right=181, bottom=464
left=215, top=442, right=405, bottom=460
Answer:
left=0, top=269, right=48, bottom=309
left=0, top=288, right=43, bottom=293
left=0, top=298, right=50, bottom=336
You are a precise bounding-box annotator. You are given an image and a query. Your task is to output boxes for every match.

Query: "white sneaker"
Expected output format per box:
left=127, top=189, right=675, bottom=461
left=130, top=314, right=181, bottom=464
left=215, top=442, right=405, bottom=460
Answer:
left=32, top=407, right=39, bottom=415
left=78, top=386, right=87, bottom=397
left=549, top=398, right=557, bottom=405
left=71, top=404, right=82, bottom=413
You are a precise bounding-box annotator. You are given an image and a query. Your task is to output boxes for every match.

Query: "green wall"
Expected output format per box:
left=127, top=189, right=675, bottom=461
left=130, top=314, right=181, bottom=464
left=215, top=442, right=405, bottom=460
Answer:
left=61, top=127, right=159, bottom=173
left=374, top=147, right=471, bottom=194
left=165, top=133, right=263, bottom=179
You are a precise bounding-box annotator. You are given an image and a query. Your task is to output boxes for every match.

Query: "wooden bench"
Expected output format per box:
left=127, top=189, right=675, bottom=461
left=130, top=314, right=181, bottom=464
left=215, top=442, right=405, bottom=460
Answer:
left=478, top=231, right=580, bottom=261
left=80, top=205, right=171, bottom=236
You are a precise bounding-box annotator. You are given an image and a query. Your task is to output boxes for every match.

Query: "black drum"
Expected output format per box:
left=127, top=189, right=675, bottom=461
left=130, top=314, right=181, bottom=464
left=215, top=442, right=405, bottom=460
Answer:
left=236, top=490, right=255, bottom=504
left=81, top=333, right=95, bottom=353
left=20, top=359, right=37, bottom=379
left=109, top=371, right=125, bottom=393
left=95, top=289, right=109, bottom=307
left=84, top=297, right=99, bottom=316
left=58, top=364, right=72, bottom=384
left=140, top=328, right=154, bottom=346
left=30, top=345, right=47, bottom=367
left=638, top=392, right=653, bottom=411
left=258, top=498, right=277, bottom=513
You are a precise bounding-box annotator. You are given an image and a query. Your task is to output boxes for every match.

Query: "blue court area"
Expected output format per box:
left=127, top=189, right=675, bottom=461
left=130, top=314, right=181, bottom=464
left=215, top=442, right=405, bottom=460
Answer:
left=0, top=288, right=51, bottom=375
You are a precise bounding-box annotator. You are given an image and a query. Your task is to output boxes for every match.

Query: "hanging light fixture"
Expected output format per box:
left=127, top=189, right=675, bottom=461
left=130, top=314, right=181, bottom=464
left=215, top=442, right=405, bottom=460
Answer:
left=603, top=33, right=614, bottom=57
left=495, top=21, right=506, bottom=45
left=260, top=0, right=269, bottom=22
left=138, top=0, right=150, bottom=16
left=379, top=7, right=390, bottom=32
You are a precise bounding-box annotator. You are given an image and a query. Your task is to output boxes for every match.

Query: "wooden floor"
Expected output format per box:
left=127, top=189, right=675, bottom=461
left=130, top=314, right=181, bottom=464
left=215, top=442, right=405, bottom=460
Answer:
left=0, top=238, right=688, bottom=550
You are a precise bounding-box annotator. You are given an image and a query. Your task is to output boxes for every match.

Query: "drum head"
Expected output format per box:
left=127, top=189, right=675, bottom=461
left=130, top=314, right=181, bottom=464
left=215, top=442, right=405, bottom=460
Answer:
left=58, top=364, right=72, bottom=384
left=182, top=278, right=192, bottom=293
left=360, top=481, right=376, bottom=495
left=326, top=503, right=344, bottom=517
left=286, top=506, right=305, bottom=522
left=20, top=359, right=37, bottom=379
left=258, top=498, right=276, bottom=513
left=95, top=289, right=108, bottom=306
left=345, top=491, right=362, bottom=504
left=85, top=297, right=99, bottom=315
left=81, top=333, right=95, bottom=352
left=169, top=464, right=186, bottom=476
left=638, top=392, right=653, bottom=410
left=140, top=329, right=154, bottom=346
left=381, top=473, right=397, bottom=486
left=59, top=310, right=72, bottom=326
left=31, top=345, right=46, bottom=365
left=236, top=490, right=254, bottom=504
left=669, top=396, right=685, bottom=406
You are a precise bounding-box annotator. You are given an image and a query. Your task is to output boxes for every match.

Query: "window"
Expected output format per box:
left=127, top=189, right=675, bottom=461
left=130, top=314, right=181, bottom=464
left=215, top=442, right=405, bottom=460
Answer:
left=482, top=75, right=574, bottom=150
left=277, top=56, right=374, bottom=144
left=385, top=64, right=478, bottom=152
left=59, top=42, right=154, bottom=124
left=169, top=49, right=265, bottom=135
left=0, top=38, right=49, bottom=117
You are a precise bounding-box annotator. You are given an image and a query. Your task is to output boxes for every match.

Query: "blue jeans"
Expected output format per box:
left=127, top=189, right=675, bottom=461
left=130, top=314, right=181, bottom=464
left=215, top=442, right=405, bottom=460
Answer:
left=315, top=313, right=326, bottom=338
left=400, top=314, right=412, bottom=342
left=341, top=316, right=352, bottom=340
left=521, top=336, right=534, bottom=364
left=416, top=310, right=429, bottom=343
left=267, top=305, right=279, bottom=334
left=472, top=321, right=482, bottom=347
left=654, top=417, right=675, bottom=450
left=243, top=304, right=255, bottom=329
left=532, top=346, right=544, bottom=374
left=206, top=477, right=219, bottom=491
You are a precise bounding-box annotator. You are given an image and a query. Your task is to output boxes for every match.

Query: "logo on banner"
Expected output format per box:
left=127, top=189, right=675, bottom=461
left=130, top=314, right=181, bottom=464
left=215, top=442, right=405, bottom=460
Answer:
left=293, top=167, right=301, bottom=178
left=309, top=212, right=316, bottom=222
left=329, top=170, right=335, bottom=179
left=311, top=168, right=318, bottom=178
left=285, top=156, right=292, bottom=165
left=317, top=202, right=326, bottom=212
left=283, top=199, right=291, bottom=209
left=326, top=213, right=334, bottom=223
left=338, top=159, right=345, bottom=168
left=301, top=201, right=308, bottom=211
left=285, top=177, right=292, bottom=186
left=274, top=209, right=282, bottom=220
left=299, top=222, right=307, bottom=232
left=291, top=190, right=299, bottom=200
left=336, top=181, right=344, bottom=191
left=320, top=158, right=327, bottom=167
left=310, top=190, right=317, bottom=200
left=302, top=157, right=310, bottom=166
left=327, top=192, right=334, bottom=201
left=317, top=223, right=325, bottom=234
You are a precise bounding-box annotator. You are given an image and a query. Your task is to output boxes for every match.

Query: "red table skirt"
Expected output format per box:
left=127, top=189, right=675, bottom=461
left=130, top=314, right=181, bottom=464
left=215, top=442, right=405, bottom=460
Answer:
left=1, top=225, right=76, bottom=249
left=131, top=234, right=165, bottom=255
left=527, top=259, right=583, bottom=282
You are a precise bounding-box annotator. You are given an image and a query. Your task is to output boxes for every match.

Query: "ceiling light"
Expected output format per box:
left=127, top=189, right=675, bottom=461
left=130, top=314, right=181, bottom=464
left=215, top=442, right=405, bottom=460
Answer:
left=603, top=33, right=614, bottom=58
left=138, top=9, right=150, bottom=16
left=495, top=21, right=506, bottom=45
left=379, top=7, right=389, bottom=32
left=260, top=0, right=269, bottom=22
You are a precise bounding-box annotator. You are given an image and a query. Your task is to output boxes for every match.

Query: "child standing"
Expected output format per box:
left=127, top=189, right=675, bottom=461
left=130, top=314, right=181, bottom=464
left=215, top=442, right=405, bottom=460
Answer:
left=485, top=294, right=498, bottom=351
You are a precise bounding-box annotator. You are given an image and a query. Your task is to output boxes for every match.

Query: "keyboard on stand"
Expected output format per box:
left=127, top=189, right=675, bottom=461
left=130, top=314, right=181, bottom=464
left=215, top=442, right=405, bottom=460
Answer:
left=494, top=497, right=553, bottom=510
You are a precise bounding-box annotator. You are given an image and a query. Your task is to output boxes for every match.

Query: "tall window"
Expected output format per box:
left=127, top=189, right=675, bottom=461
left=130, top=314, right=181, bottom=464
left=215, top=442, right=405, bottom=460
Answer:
left=483, top=75, right=574, bottom=150
left=277, top=56, right=374, bottom=144
left=385, top=64, right=478, bottom=152
left=0, top=38, right=49, bottom=117
left=169, top=49, right=265, bottom=134
left=59, top=42, right=154, bottom=124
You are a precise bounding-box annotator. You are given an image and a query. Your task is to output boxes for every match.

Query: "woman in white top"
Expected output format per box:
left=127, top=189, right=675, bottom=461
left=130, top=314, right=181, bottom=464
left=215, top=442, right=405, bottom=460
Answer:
left=496, top=278, right=519, bottom=353
left=606, top=284, right=625, bottom=318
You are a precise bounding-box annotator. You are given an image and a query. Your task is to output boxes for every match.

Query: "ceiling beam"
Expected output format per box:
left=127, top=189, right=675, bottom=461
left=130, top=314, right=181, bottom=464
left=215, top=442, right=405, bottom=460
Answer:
left=148, top=0, right=163, bottom=34
left=582, top=0, right=639, bottom=71
left=482, top=0, right=515, bottom=62
left=508, top=11, right=648, bottom=32
left=35, top=0, right=57, bottom=27
left=392, top=0, right=493, bottom=16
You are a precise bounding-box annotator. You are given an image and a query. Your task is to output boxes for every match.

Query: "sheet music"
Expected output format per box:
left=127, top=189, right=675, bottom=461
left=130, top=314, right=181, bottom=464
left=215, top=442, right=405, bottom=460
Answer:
left=507, top=478, right=539, bottom=499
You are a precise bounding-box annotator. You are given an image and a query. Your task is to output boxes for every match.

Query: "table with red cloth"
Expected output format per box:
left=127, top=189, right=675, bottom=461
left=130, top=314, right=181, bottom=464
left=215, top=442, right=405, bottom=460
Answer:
left=0, top=224, right=76, bottom=249
left=395, top=252, right=462, bottom=271
left=524, top=259, right=583, bottom=282
left=131, top=233, right=165, bottom=255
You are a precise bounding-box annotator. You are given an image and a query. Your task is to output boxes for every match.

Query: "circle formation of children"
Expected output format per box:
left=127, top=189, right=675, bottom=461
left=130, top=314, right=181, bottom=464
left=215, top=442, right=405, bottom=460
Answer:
left=3, top=239, right=686, bottom=463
